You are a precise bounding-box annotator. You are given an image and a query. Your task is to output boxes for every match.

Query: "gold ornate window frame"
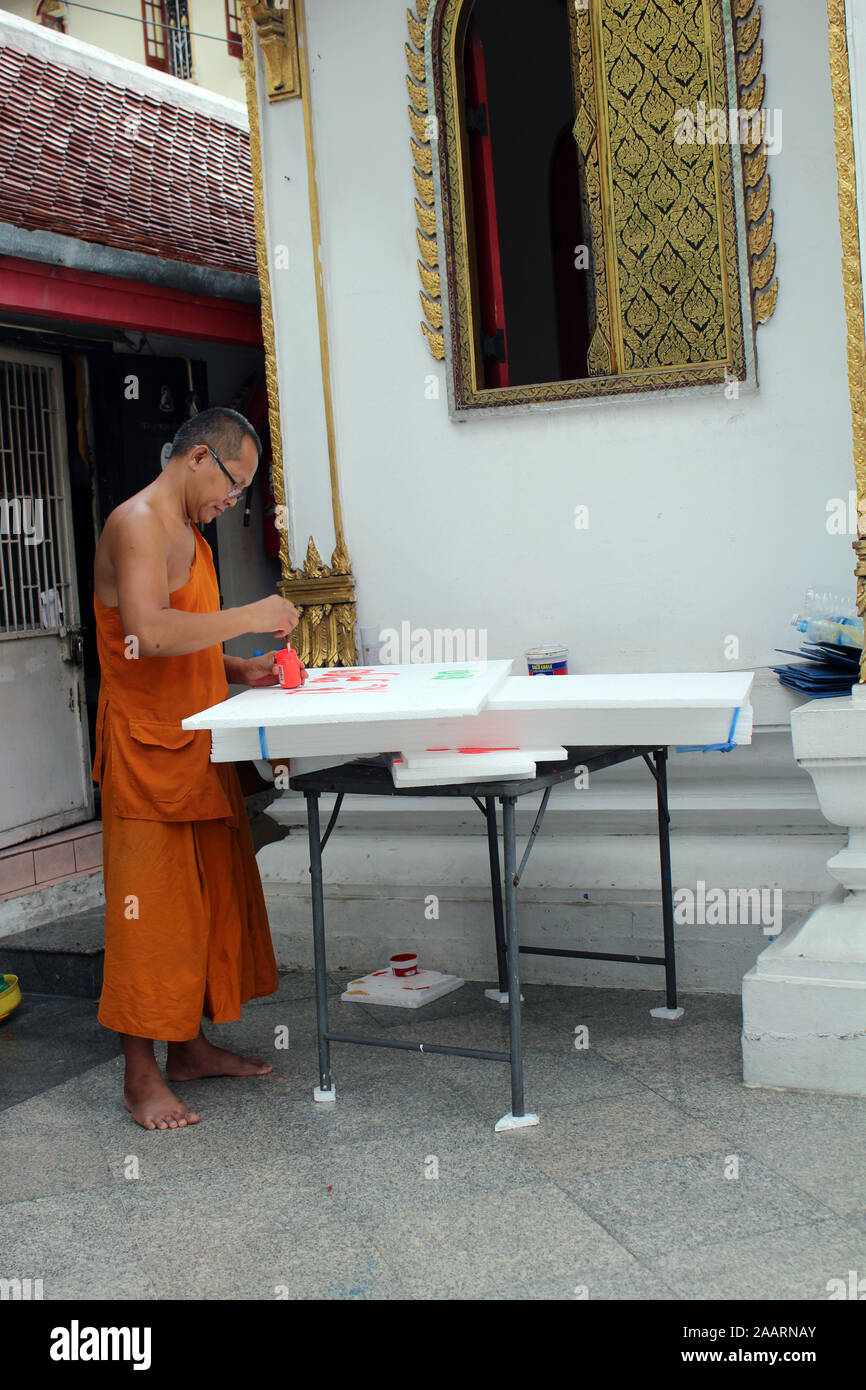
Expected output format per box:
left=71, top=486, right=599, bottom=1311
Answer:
left=408, top=0, right=778, bottom=416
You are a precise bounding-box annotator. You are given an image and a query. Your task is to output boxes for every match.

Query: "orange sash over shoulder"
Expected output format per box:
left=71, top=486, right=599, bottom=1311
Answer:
left=92, top=527, right=233, bottom=821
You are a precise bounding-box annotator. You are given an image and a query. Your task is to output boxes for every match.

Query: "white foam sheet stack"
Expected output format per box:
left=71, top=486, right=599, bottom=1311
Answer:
left=182, top=666, right=756, bottom=763
left=390, top=747, right=569, bottom=787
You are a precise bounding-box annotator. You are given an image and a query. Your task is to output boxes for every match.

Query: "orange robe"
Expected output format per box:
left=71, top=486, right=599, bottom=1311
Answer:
left=92, top=525, right=279, bottom=1040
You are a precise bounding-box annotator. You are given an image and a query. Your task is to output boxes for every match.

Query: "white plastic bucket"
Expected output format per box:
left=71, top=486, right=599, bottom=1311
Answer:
left=525, top=644, right=569, bottom=676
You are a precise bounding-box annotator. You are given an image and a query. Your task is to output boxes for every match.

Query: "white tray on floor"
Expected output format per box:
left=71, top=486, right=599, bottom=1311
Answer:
left=341, top=968, right=464, bottom=1008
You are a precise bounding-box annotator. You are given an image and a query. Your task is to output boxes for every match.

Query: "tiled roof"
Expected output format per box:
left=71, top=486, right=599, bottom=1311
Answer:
left=0, top=43, right=256, bottom=277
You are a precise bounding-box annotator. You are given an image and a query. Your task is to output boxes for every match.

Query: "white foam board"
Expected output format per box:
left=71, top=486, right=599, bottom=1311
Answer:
left=191, top=671, right=755, bottom=761
left=183, top=661, right=513, bottom=732
left=401, top=746, right=568, bottom=769
left=282, top=755, right=361, bottom=778
left=341, top=968, right=464, bottom=1008
left=390, top=746, right=570, bottom=787
left=390, top=751, right=538, bottom=786
left=462, top=675, right=754, bottom=751
left=492, top=672, right=754, bottom=710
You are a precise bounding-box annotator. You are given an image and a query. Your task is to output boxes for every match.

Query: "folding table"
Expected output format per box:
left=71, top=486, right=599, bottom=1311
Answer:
left=183, top=661, right=755, bottom=1131
left=289, top=743, right=682, bottom=1133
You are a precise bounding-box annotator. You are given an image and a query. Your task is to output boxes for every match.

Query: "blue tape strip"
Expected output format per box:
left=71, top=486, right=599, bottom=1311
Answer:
left=675, top=706, right=741, bottom=755
left=259, top=726, right=269, bottom=760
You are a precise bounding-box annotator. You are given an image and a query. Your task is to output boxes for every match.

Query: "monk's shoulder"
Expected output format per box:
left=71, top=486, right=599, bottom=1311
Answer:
left=103, top=497, right=170, bottom=561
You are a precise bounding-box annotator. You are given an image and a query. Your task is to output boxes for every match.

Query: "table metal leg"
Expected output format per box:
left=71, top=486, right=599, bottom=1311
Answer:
left=485, top=796, right=509, bottom=996
left=650, top=748, right=684, bottom=1021
left=307, top=790, right=336, bottom=1101
left=495, top=795, right=538, bottom=1132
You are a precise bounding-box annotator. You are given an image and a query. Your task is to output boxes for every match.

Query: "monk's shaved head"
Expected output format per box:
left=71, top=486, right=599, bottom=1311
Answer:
left=169, top=407, right=262, bottom=466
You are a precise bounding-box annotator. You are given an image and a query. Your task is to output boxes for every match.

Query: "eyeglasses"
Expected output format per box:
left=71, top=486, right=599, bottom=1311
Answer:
left=207, top=446, right=246, bottom=501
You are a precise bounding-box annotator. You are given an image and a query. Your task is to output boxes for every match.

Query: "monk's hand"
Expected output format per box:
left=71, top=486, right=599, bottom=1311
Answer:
left=243, top=653, right=281, bottom=687
left=243, top=653, right=308, bottom=687
left=245, top=595, right=300, bottom=638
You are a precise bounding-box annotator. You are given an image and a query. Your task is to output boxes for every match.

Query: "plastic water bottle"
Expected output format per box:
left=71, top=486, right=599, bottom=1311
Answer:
left=791, top=615, right=863, bottom=648
left=802, top=589, right=859, bottom=624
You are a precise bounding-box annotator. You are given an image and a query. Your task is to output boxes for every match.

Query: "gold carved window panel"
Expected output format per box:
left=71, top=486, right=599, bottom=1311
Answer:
left=422, top=0, right=764, bottom=414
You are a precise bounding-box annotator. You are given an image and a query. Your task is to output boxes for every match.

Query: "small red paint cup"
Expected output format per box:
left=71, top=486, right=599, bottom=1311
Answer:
left=389, top=952, right=418, bottom=977
left=275, top=648, right=304, bottom=690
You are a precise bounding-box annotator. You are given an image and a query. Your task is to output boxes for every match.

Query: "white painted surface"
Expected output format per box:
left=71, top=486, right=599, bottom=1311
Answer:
left=204, top=707, right=749, bottom=758
left=740, top=7, right=866, bottom=1097
left=250, top=24, right=334, bottom=572
left=390, top=749, right=539, bottom=785
left=184, top=659, right=512, bottom=729
left=493, top=672, right=755, bottom=710
left=241, top=2, right=859, bottom=1008
left=341, top=966, right=464, bottom=1006
left=742, top=697, right=866, bottom=1094
left=400, top=745, right=568, bottom=767
left=185, top=666, right=752, bottom=758
left=277, top=0, right=856, bottom=678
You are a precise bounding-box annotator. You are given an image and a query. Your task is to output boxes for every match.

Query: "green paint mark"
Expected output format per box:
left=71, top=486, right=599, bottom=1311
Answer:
left=432, top=669, right=475, bottom=680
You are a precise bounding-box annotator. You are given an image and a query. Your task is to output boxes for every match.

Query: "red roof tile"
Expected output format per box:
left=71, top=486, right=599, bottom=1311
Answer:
left=0, top=44, right=256, bottom=278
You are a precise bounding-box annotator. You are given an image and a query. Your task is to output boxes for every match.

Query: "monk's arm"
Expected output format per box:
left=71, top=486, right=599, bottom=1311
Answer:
left=114, top=513, right=291, bottom=658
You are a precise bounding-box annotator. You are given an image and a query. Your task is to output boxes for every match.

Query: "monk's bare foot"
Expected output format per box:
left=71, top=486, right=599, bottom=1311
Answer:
left=165, top=1035, right=273, bottom=1082
left=123, top=1073, right=200, bottom=1131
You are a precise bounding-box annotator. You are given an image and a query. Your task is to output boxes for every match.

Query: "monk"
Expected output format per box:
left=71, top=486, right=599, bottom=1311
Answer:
left=92, top=406, right=302, bottom=1131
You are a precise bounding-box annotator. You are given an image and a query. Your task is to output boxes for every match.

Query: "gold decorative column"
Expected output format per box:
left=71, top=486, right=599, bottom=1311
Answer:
left=406, top=0, right=444, bottom=359
left=240, top=0, right=357, bottom=666
left=826, top=0, right=866, bottom=683
left=734, top=0, right=779, bottom=326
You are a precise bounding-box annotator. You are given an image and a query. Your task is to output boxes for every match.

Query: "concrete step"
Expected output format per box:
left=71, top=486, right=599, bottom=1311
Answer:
left=0, top=906, right=104, bottom=999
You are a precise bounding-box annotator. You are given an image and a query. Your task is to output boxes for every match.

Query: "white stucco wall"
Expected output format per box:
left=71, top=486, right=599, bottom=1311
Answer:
left=270, top=0, right=855, bottom=676
left=249, top=0, right=858, bottom=990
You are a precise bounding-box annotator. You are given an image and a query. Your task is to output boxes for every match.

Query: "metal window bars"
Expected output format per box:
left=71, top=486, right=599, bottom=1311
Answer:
left=0, top=358, right=71, bottom=639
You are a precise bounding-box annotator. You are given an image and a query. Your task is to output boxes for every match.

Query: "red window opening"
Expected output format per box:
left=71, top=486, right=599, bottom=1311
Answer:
left=141, top=0, right=169, bottom=73
left=226, top=0, right=244, bottom=59
left=463, top=16, right=510, bottom=390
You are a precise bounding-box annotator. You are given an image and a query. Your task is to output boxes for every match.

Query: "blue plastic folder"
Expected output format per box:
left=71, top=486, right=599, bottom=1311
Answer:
left=773, top=642, right=860, bottom=698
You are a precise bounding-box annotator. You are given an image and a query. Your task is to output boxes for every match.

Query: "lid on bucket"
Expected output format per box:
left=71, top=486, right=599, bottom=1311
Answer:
left=525, top=644, right=568, bottom=659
